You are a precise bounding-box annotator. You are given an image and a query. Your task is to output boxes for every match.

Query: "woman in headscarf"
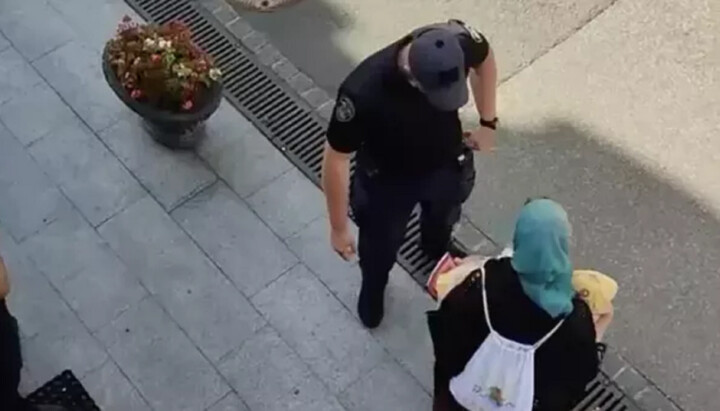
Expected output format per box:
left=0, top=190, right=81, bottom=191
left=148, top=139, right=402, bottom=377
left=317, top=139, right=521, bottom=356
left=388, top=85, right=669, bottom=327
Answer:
left=429, top=199, right=600, bottom=410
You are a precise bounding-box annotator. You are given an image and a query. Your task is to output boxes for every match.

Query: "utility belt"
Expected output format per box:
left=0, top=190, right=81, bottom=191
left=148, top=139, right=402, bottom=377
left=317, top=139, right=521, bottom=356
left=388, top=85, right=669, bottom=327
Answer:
left=355, top=145, right=476, bottom=203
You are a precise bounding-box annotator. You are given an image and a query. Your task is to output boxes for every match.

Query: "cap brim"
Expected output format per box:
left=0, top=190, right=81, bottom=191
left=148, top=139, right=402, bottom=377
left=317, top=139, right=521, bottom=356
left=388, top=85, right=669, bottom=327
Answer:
left=424, top=81, right=468, bottom=111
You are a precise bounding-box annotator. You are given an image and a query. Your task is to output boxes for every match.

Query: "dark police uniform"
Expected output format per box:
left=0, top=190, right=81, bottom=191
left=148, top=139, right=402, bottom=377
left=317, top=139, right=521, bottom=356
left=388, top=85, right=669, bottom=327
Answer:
left=326, top=20, right=490, bottom=326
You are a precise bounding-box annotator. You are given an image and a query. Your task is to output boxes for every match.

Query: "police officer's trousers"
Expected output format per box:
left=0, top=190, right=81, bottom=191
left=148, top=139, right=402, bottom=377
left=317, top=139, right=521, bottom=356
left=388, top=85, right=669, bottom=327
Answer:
left=350, top=154, right=474, bottom=296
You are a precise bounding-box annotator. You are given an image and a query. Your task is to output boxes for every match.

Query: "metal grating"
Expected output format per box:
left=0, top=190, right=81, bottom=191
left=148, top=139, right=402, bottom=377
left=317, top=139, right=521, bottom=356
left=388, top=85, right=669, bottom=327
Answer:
left=119, top=3, right=641, bottom=409
left=574, top=374, right=640, bottom=411
left=124, top=0, right=439, bottom=280
left=28, top=370, right=100, bottom=410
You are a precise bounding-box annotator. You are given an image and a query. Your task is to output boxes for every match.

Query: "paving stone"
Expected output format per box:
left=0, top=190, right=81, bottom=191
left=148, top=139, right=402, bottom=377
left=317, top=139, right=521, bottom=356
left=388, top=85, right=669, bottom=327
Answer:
left=285, top=217, right=360, bottom=310
left=339, top=360, right=432, bottom=411
left=453, top=215, right=498, bottom=255
left=286, top=219, right=434, bottom=391
left=21, top=320, right=109, bottom=384
left=302, top=87, right=331, bottom=109
left=227, top=17, right=253, bottom=39
left=198, top=100, right=292, bottom=198
left=271, top=58, right=300, bottom=82
left=0, top=0, right=75, bottom=61
left=201, top=0, right=226, bottom=13
left=212, top=3, right=238, bottom=26
left=0, top=124, right=68, bottom=242
left=32, top=40, right=128, bottom=132
left=247, top=169, right=325, bottom=238
left=0, top=32, right=9, bottom=51
left=29, top=119, right=146, bottom=226
left=371, top=265, right=435, bottom=392
left=47, top=0, right=141, bottom=53
left=6, top=248, right=109, bottom=383
left=633, top=386, right=681, bottom=411
left=0, top=47, right=43, bottom=106
left=23, top=209, right=115, bottom=284
left=59, top=254, right=147, bottom=331
left=208, top=393, right=250, bottom=411
left=252, top=264, right=386, bottom=394
left=98, top=197, right=265, bottom=361
left=23, top=210, right=147, bottom=330
left=18, top=366, right=40, bottom=396
left=99, top=118, right=216, bottom=210
left=218, top=326, right=344, bottom=411
left=0, top=82, right=78, bottom=146
left=287, top=71, right=314, bottom=94
left=241, top=31, right=268, bottom=53
left=256, top=43, right=283, bottom=66
left=2, top=230, right=72, bottom=340
left=172, top=183, right=297, bottom=296
left=602, top=348, right=629, bottom=380
left=614, top=366, right=652, bottom=399
left=82, top=360, right=152, bottom=411
left=96, top=298, right=230, bottom=411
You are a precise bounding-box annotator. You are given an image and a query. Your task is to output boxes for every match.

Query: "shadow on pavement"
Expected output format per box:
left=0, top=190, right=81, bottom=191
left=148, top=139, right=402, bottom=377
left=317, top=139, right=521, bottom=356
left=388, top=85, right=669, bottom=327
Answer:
left=463, top=119, right=720, bottom=408
left=233, top=0, right=358, bottom=94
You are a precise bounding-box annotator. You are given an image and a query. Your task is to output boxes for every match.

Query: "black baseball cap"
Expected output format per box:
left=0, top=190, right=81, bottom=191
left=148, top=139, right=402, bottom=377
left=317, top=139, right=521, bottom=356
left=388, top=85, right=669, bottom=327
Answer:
left=408, top=29, right=468, bottom=111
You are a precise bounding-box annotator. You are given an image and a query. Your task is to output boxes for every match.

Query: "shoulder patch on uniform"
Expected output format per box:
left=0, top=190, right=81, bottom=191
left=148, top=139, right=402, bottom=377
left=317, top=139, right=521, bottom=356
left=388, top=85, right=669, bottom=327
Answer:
left=334, top=95, right=356, bottom=123
left=459, top=21, right=484, bottom=44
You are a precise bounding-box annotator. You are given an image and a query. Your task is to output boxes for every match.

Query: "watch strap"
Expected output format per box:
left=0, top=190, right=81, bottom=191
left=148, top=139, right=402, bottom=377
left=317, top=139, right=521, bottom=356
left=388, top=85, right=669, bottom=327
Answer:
left=480, top=117, right=498, bottom=130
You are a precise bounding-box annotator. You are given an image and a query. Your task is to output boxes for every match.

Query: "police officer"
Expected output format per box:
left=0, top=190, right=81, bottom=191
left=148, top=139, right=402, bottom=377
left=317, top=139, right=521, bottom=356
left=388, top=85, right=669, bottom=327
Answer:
left=321, top=20, right=498, bottom=328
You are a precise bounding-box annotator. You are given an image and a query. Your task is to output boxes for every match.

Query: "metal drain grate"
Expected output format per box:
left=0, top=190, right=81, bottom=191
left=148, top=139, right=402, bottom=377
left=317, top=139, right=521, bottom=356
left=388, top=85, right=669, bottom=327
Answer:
left=574, top=374, right=640, bottom=411
left=123, top=1, right=643, bottom=409
left=124, top=0, right=439, bottom=280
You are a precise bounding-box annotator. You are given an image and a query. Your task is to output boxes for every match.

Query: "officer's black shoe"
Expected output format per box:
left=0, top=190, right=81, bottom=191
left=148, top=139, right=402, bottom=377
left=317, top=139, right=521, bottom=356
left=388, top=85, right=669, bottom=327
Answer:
left=357, top=283, right=384, bottom=329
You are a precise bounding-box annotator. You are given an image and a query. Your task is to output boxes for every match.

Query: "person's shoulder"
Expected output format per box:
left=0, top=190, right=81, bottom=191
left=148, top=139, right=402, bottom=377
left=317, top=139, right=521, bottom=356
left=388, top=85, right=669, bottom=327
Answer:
left=339, top=46, right=391, bottom=100
left=484, top=256, right=516, bottom=285
left=439, top=19, right=487, bottom=43
left=561, top=298, right=597, bottom=341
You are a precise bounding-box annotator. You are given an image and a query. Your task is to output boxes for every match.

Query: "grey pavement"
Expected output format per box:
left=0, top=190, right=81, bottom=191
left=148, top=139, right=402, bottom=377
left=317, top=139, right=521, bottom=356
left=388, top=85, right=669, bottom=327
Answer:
left=235, top=0, right=616, bottom=95
left=0, top=1, right=433, bottom=410
left=230, top=0, right=718, bottom=409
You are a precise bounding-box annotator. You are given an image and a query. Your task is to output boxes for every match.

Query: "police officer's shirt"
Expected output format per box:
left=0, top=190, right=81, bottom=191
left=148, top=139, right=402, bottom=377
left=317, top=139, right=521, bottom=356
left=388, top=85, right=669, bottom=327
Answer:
left=327, top=20, right=489, bottom=176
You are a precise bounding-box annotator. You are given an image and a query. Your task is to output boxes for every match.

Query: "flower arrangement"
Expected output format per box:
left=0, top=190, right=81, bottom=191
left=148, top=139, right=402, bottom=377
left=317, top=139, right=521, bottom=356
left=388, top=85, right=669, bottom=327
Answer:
left=106, top=16, right=222, bottom=112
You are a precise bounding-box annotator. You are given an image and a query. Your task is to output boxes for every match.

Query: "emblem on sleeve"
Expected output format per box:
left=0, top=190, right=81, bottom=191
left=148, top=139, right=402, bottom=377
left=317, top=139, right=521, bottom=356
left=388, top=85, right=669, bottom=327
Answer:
left=335, top=96, right=355, bottom=123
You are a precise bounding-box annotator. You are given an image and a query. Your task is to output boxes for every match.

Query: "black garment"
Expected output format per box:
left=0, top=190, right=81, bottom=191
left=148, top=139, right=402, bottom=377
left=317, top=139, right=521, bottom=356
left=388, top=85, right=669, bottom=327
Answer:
left=429, top=258, right=600, bottom=411
left=326, top=19, right=489, bottom=176
left=351, top=157, right=467, bottom=276
left=0, top=299, right=29, bottom=411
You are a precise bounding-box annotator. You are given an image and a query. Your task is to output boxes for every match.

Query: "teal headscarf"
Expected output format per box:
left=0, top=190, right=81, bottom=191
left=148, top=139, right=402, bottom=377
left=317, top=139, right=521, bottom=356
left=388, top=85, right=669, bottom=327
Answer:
left=511, top=199, right=574, bottom=318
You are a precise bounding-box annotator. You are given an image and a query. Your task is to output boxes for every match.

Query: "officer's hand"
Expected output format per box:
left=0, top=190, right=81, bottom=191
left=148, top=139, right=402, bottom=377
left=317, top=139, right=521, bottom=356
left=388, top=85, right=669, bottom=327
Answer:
left=331, top=227, right=356, bottom=261
left=464, top=127, right=495, bottom=152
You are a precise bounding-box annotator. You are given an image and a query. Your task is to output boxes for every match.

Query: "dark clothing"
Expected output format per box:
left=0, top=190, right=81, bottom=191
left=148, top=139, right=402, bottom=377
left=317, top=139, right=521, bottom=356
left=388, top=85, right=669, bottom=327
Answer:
left=1, top=299, right=29, bottom=411
left=429, top=258, right=600, bottom=411
left=326, top=20, right=489, bottom=176
left=351, top=153, right=473, bottom=288
left=329, top=20, right=488, bottom=327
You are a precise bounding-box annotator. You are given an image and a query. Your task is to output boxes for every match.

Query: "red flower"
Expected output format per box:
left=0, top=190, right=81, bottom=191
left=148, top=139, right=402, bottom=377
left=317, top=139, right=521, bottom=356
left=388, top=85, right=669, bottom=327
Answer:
left=130, top=89, right=142, bottom=99
left=181, top=100, right=193, bottom=110
left=151, top=54, right=161, bottom=63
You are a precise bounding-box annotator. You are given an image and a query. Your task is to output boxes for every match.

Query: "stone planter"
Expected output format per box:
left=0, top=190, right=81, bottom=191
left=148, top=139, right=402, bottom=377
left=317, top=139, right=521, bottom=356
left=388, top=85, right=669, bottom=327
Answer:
left=102, top=45, right=222, bottom=149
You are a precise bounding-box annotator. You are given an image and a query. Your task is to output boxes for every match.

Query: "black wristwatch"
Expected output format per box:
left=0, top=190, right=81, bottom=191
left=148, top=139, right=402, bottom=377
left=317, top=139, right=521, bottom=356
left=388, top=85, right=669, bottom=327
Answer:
left=480, top=117, right=499, bottom=130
